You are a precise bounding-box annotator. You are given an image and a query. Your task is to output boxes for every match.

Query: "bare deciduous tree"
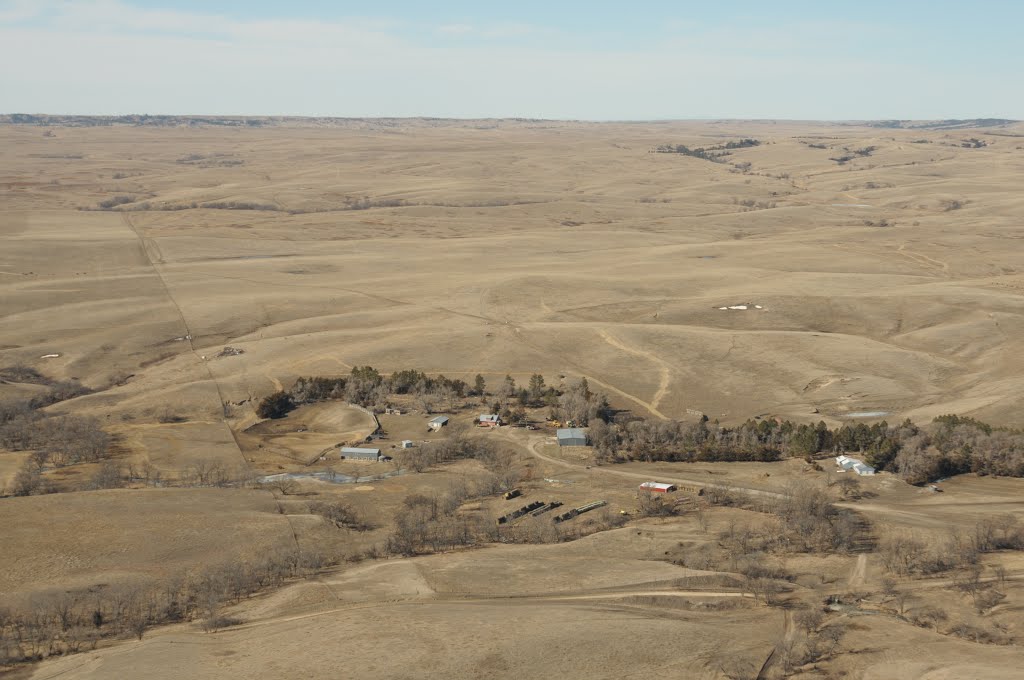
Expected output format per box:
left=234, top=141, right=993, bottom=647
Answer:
left=992, top=563, right=1008, bottom=585
left=308, top=500, right=371, bottom=531
left=695, top=504, right=709, bottom=533
left=9, top=459, right=44, bottom=496
left=88, top=460, right=124, bottom=490
left=260, top=477, right=298, bottom=496
left=795, top=608, right=824, bottom=634
left=822, top=622, right=847, bottom=656
left=835, top=475, right=860, bottom=499
left=912, top=605, right=948, bottom=631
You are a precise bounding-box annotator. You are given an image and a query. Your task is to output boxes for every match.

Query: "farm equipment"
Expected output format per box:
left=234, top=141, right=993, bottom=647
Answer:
left=552, top=509, right=577, bottom=523
left=497, top=501, right=547, bottom=525
left=529, top=501, right=563, bottom=517
left=553, top=500, right=607, bottom=524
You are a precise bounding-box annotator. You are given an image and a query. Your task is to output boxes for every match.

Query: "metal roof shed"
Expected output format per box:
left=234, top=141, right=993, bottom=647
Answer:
left=835, top=455, right=859, bottom=470
left=852, top=462, right=876, bottom=476
left=639, top=482, right=678, bottom=492
left=340, top=447, right=382, bottom=461
left=556, top=428, right=588, bottom=447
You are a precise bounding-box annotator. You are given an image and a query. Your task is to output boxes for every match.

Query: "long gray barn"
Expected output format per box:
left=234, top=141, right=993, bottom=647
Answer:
left=340, top=446, right=382, bottom=461
left=556, top=428, right=588, bottom=447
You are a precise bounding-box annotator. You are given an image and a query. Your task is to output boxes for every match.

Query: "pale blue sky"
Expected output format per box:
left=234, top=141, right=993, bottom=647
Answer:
left=1, top=0, right=1021, bottom=119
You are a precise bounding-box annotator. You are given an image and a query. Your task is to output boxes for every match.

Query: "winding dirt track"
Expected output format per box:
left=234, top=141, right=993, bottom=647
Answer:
left=216, top=587, right=755, bottom=635
left=506, top=430, right=785, bottom=501
left=598, top=329, right=672, bottom=414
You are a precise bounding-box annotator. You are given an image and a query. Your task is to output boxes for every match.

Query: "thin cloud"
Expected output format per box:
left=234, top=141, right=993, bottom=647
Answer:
left=0, top=0, right=1019, bottom=119
left=0, top=0, right=53, bottom=23
left=49, top=0, right=228, bottom=35
left=438, top=23, right=474, bottom=35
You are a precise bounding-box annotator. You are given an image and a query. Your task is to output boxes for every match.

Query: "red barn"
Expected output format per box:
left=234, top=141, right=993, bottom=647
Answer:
left=639, top=482, right=677, bottom=493
left=478, top=414, right=501, bottom=427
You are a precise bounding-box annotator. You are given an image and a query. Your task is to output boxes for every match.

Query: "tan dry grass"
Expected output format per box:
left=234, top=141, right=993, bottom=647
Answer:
left=0, top=488, right=292, bottom=602
left=4, top=121, right=1024, bottom=434
left=4, top=120, right=1024, bottom=679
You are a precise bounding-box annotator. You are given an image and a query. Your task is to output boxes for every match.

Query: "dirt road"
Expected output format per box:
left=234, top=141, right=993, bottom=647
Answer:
left=848, top=553, right=868, bottom=588
left=502, top=429, right=785, bottom=501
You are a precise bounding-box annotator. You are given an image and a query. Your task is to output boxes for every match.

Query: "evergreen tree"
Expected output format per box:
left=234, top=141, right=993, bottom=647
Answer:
left=257, top=391, right=295, bottom=419
left=528, top=373, right=546, bottom=404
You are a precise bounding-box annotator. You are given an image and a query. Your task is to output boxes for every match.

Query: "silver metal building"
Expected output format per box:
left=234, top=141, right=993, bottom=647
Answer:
left=556, top=428, right=588, bottom=447
left=340, top=446, right=382, bottom=461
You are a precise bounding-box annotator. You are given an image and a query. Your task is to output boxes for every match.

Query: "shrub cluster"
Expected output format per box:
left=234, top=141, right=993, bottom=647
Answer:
left=590, top=417, right=784, bottom=464
left=1, top=399, right=111, bottom=496
left=879, top=514, right=1024, bottom=577
left=653, top=138, right=760, bottom=162
left=592, top=412, right=1024, bottom=484
left=289, top=368, right=610, bottom=426
left=0, top=541, right=340, bottom=665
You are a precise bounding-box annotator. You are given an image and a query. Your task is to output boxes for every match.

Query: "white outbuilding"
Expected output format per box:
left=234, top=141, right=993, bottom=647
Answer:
left=835, top=455, right=857, bottom=470
left=639, top=481, right=678, bottom=493
left=852, top=462, right=876, bottom=476
left=836, top=455, right=875, bottom=476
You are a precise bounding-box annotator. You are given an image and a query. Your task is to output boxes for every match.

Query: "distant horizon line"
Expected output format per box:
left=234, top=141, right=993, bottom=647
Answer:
left=1, top=113, right=1020, bottom=125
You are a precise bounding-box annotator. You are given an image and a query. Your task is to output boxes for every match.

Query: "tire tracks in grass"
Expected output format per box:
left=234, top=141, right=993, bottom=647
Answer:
left=598, top=329, right=672, bottom=414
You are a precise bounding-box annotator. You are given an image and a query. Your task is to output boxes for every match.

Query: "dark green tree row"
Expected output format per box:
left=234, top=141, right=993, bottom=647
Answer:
left=653, top=138, right=761, bottom=162
left=284, top=369, right=595, bottom=421
left=590, top=412, right=1024, bottom=484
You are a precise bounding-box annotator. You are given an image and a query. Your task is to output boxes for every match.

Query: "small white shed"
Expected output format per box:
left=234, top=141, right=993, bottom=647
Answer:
left=639, top=481, right=677, bottom=493
left=852, top=462, right=876, bottom=476
left=836, top=455, right=875, bottom=476
left=835, top=455, right=858, bottom=470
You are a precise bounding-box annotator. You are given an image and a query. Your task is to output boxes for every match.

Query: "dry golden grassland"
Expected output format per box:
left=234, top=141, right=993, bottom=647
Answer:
left=3, top=118, right=1024, bottom=679
left=4, top=120, right=1024, bottom=431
